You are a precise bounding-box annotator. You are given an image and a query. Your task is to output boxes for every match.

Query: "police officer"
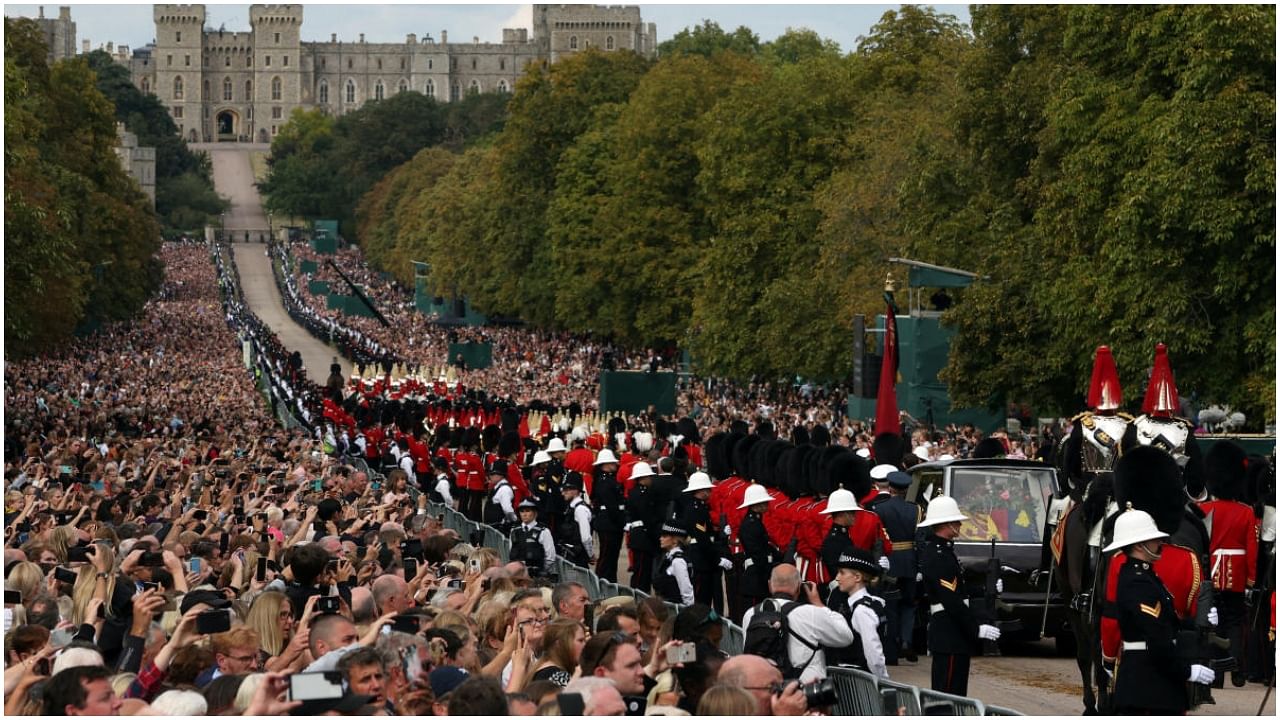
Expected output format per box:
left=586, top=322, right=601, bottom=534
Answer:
left=510, top=498, right=557, bottom=578
left=558, top=471, right=594, bottom=567
left=918, top=495, right=1001, bottom=696
left=653, top=521, right=695, bottom=605
left=592, top=449, right=626, bottom=583
left=678, top=471, right=731, bottom=609
left=738, top=483, right=780, bottom=615
left=826, top=547, right=889, bottom=679
left=875, top=471, right=921, bottom=663
left=1106, top=508, right=1216, bottom=714
left=626, top=462, right=661, bottom=593
left=484, top=460, right=517, bottom=530
left=819, top=489, right=861, bottom=604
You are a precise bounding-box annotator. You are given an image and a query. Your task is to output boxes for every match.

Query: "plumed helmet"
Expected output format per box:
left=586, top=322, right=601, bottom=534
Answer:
left=872, top=433, right=904, bottom=469
left=973, top=437, right=1007, bottom=459
left=809, top=424, right=831, bottom=448
left=790, top=425, right=811, bottom=447
left=1087, top=345, right=1123, bottom=412
left=1114, top=445, right=1185, bottom=535
left=704, top=433, right=730, bottom=480
left=1204, top=440, right=1248, bottom=502
left=498, top=431, right=522, bottom=458
left=1142, top=343, right=1180, bottom=417
left=677, top=417, right=701, bottom=445
left=732, top=435, right=759, bottom=480
left=633, top=432, right=654, bottom=453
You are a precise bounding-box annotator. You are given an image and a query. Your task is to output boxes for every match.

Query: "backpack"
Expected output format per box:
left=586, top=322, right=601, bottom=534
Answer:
left=850, top=595, right=889, bottom=645
left=743, top=598, right=820, bottom=679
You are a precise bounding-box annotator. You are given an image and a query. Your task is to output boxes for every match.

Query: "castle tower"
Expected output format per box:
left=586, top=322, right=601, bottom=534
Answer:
left=249, top=4, right=304, bottom=142
left=153, top=5, right=206, bottom=142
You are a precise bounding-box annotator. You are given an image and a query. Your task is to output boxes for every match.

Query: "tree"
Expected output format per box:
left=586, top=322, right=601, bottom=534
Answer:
left=659, top=20, right=761, bottom=58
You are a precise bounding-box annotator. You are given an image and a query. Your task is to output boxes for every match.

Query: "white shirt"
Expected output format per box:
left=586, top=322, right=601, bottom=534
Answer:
left=665, top=547, right=694, bottom=605
left=742, top=596, right=855, bottom=683
left=492, top=483, right=515, bottom=521
left=517, top=521, right=557, bottom=574
left=434, top=474, right=454, bottom=507
left=847, top=588, right=888, bottom=679
left=570, top=498, right=594, bottom=556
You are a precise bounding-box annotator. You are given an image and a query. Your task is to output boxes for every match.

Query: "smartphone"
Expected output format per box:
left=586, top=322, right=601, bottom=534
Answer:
left=4, top=590, right=21, bottom=606
left=256, top=556, right=268, bottom=582
left=189, top=557, right=202, bottom=573
left=219, top=533, right=230, bottom=554
left=288, top=671, right=345, bottom=701
left=316, top=596, right=341, bottom=615
left=326, top=559, right=339, bottom=576
left=195, top=608, right=232, bottom=635
left=400, top=539, right=422, bottom=559
left=192, top=509, right=208, bottom=521
left=58, top=465, right=73, bottom=478
left=403, top=558, right=418, bottom=581
left=140, top=581, right=160, bottom=593
left=558, top=693, right=585, bottom=716
left=584, top=602, right=595, bottom=633
left=54, top=566, right=79, bottom=584
left=665, top=643, right=697, bottom=665
left=390, top=614, right=421, bottom=635
left=312, top=478, right=322, bottom=493
left=468, top=557, right=481, bottom=574
left=67, top=546, right=91, bottom=563
left=447, top=578, right=465, bottom=590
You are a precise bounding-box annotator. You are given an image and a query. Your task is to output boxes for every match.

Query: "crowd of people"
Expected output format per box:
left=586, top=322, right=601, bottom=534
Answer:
left=4, top=240, right=1272, bottom=717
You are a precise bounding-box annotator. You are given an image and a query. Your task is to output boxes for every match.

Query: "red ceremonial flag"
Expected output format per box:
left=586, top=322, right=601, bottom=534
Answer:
left=875, top=296, right=899, bottom=435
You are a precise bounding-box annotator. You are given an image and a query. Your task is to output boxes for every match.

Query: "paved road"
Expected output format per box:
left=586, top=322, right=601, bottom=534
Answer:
left=203, top=143, right=350, bottom=382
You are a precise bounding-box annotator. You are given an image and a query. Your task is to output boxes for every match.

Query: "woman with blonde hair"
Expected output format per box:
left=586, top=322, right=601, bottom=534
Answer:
left=696, top=685, right=758, bottom=716
left=5, top=563, right=43, bottom=606
left=46, top=526, right=77, bottom=564
left=469, top=546, right=501, bottom=574
left=71, top=544, right=116, bottom=625
left=530, top=618, right=586, bottom=688
left=244, top=591, right=308, bottom=672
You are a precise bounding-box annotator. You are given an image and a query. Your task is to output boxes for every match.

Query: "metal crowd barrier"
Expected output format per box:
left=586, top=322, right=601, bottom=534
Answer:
left=827, top=666, right=1015, bottom=717
left=829, top=666, right=886, bottom=715
left=919, top=686, right=987, bottom=715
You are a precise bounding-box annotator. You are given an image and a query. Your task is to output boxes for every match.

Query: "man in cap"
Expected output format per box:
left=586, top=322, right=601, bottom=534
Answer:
left=593, top=448, right=626, bottom=583
left=918, top=494, right=1002, bottom=695
left=625, top=462, right=661, bottom=592
left=874, top=470, right=922, bottom=664
left=558, top=471, right=594, bottom=567
left=678, top=471, right=731, bottom=610
left=738, top=483, right=781, bottom=615
left=826, top=547, right=889, bottom=678
left=483, top=460, right=517, bottom=531
left=1106, top=508, right=1216, bottom=713
left=653, top=521, right=695, bottom=605
left=509, top=498, right=556, bottom=578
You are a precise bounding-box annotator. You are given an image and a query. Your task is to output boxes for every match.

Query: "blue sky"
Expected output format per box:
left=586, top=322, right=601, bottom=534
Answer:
left=5, top=3, right=970, bottom=54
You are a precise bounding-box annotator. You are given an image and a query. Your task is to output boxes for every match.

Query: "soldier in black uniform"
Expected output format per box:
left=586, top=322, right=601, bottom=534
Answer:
left=558, top=471, right=594, bottom=567
left=677, top=471, right=728, bottom=610
left=874, top=471, right=922, bottom=663
left=592, top=449, right=626, bottom=583
left=820, top=488, right=861, bottom=606
left=528, top=451, right=564, bottom=536
left=626, top=462, right=661, bottom=593
left=509, top=498, right=557, bottom=578
left=738, top=483, right=780, bottom=614
left=653, top=521, right=695, bottom=605
left=918, top=495, right=1001, bottom=696
left=1105, top=508, right=1216, bottom=714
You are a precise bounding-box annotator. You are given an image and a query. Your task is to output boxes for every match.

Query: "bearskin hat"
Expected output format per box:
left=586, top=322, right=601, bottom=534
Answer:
left=464, top=427, right=481, bottom=450
left=1248, top=456, right=1275, bottom=514
left=1114, top=445, right=1185, bottom=535
left=810, top=424, right=831, bottom=448
left=501, top=408, right=521, bottom=434
left=655, top=418, right=672, bottom=442
left=498, top=431, right=523, bottom=458
left=813, top=445, right=848, bottom=497
left=607, top=416, right=627, bottom=437
left=704, top=433, right=730, bottom=480
left=732, top=435, right=760, bottom=480
left=790, top=425, right=811, bottom=447
left=481, top=425, right=502, bottom=453
left=756, top=419, right=776, bottom=441
left=973, top=437, right=1007, bottom=460
left=764, top=440, right=791, bottom=492
left=677, top=417, right=701, bottom=445
left=872, top=433, right=904, bottom=469
left=749, top=438, right=774, bottom=485
left=1204, top=440, right=1248, bottom=501
left=788, top=445, right=815, bottom=497
left=729, top=419, right=750, bottom=435
left=831, top=451, right=873, bottom=499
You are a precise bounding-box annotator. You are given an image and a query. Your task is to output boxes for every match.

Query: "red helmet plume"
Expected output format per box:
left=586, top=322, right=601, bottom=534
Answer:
left=1142, top=343, right=1179, bottom=417
left=1087, top=346, right=1123, bottom=412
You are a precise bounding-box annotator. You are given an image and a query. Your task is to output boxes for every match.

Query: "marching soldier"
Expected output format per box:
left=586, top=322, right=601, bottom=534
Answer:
left=558, top=471, right=594, bottom=567
left=592, top=448, right=626, bottom=583
left=626, top=462, right=660, bottom=593
left=918, top=495, right=1002, bottom=696
left=510, top=498, right=557, bottom=578
left=678, top=471, right=731, bottom=609
left=738, top=483, right=780, bottom=616
left=653, top=521, right=695, bottom=605
left=1105, top=508, right=1216, bottom=714
left=876, top=470, right=922, bottom=663
left=819, top=488, right=861, bottom=604
left=1199, top=440, right=1259, bottom=686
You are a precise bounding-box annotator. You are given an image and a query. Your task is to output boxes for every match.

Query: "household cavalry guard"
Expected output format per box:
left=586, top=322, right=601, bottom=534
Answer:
left=510, top=498, right=557, bottom=578
left=558, top=471, right=594, bottom=567
left=1123, top=344, right=1196, bottom=469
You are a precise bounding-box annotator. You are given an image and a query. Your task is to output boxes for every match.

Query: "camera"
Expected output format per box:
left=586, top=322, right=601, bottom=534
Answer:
left=773, top=678, right=837, bottom=709
left=316, top=596, right=342, bottom=615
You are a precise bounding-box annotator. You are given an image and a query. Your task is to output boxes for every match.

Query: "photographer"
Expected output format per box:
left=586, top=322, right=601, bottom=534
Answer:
left=741, top=563, right=853, bottom=683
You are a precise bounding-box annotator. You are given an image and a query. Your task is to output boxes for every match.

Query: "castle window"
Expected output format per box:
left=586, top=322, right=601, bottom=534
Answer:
left=274, top=32, right=281, bottom=43
left=400, top=57, right=405, bottom=70
left=248, top=55, right=252, bottom=66
left=283, top=55, right=289, bottom=67
left=223, top=77, right=232, bottom=100
left=569, top=36, right=577, bottom=50
left=141, top=78, right=150, bottom=94
left=225, top=55, right=231, bottom=67
left=173, top=106, right=183, bottom=119
left=375, top=80, right=385, bottom=100
left=247, top=106, right=253, bottom=119
left=607, top=35, right=614, bottom=50
left=377, top=58, right=383, bottom=70
left=167, top=54, right=173, bottom=67
left=425, top=79, right=435, bottom=98
left=176, top=31, right=181, bottom=43
left=245, top=79, right=252, bottom=99
left=271, top=76, right=282, bottom=100
left=265, top=55, right=272, bottom=67
left=272, top=106, right=282, bottom=119
left=428, top=59, right=433, bottom=70
left=346, top=79, right=356, bottom=103
left=451, top=57, right=457, bottom=70
left=450, top=83, right=460, bottom=102
left=272, top=125, right=277, bottom=136
left=173, top=76, right=183, bottom=99
left=203, top=79, right=209, bottom=96
left=500, top=58, right=506, bottom=70
left=185, top=54, right=190, bottom=66
left=472, top=58, right=477, bottom=70
left=319, top=81, right=329, bottom=103
left=469, top=79, right=480, bottom=94
left=398, top=79, right=408, bottom=94
left=348, top=58, right=353, bottom=69
left=497, top=79, right=509, bottom=93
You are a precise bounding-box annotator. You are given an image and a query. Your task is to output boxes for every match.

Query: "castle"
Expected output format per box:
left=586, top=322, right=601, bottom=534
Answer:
left=124, top=4, right=657, bottom=143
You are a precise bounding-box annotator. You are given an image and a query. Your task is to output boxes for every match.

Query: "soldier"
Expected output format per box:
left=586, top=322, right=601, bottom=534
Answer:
left=558, top=471, right=593, bottom=567
left=510, top=498, right=556, bottom=578
left=678, top=471, right=730, bottom=609
left=1105, top=508, right=1216, bottom=714
left=875, top=470, right=922, bottom=664
left=819, top=488, right=861, bottom=605
left=918, top=495, right=1002, bottom=695
left=738, top=483, right=780, bottom=617
left=529, top=450, right=562, bottom=536
left=653, top=521, right=695, bottom=605
left=1199, top=440, right=1259, bottom=686
left=592, top=448, right=626, bottom=583
left=626, top=462, right=660, bottom=593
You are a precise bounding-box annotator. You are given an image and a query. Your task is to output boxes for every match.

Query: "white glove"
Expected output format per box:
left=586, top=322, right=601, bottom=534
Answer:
left=1207, top=606, right=1219, bottom=627
left=1188, top=664, right=1215, bottom=685
left=878, top=555, right=891, bottom=570
left=719, top=558, right=733, bottom=571
left=978, top=624, right=1001, bottom=642
left=995, top=578, right=1004, bottom=593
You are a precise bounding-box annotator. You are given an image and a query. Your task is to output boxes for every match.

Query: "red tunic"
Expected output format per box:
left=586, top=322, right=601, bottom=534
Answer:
left=564, top=448, right=596, bottom=494
left=1197, top=499, right=1258, bottom=592
left=796, top=499, right=827, bottom=583
left=1101, top=544, right=1202, bottom=662
left=761, top=488, right=794, bottom=551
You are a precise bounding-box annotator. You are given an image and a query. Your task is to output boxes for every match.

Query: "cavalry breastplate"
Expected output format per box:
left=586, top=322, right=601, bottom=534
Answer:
left=1132, top=415, right=1192, bottom=466
left=1079, top=413, right=1130, bottom=473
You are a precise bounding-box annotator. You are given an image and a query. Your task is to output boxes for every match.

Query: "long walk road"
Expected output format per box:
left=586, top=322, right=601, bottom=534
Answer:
left=199, top=142, right=351, bottom=383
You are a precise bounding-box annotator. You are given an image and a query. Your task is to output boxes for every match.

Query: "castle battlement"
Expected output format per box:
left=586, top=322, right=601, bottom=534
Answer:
left=153, top=5, right=205, bottom=23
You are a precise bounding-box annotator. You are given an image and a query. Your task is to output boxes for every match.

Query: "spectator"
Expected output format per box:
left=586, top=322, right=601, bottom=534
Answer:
left=740, top=564, right=853, bottom=683
left=43, top=665, right=122, bottom=716
left=336, top=646, right=387, bottom=708
left=530, top=618, right=586, bottom=687
left=198, top=627, right=262, bottom=687
left=564, top=676, right=627, bottom=716
left=150, top=688, right=208, bottom=715
left=552, top=581, right=589, bottom=623
left=717, top=655, right=807, bottom=716
left=696, top=684, right=757, bottom=715
left=447, top=675, right=509, bottom=716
